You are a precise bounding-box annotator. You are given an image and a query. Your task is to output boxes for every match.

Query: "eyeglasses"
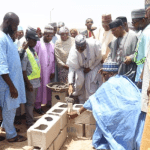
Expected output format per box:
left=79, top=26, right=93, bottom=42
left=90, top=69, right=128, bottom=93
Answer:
left=44, top=34, right=53, bottom=37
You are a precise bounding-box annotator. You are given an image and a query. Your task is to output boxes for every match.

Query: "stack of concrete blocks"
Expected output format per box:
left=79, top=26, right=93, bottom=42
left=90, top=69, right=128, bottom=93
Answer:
left=27, top=102, right=68, bottom=150
left=69, top=104, right=96, bottom=139
left=27, top=102, right=96, bottom=150
left=51, top=90, right=67, bottom=106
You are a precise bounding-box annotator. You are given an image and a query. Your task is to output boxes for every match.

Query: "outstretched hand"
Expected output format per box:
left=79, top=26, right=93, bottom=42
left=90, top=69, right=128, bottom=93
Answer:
left=68, top=111, right=78, bottom=120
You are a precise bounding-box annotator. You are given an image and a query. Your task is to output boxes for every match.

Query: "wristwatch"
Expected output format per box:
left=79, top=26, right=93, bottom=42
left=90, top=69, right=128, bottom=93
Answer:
left=77, top=109, right=81, bottom=116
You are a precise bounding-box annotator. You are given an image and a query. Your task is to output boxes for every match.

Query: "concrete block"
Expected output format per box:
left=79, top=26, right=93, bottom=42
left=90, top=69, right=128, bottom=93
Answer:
left=69, top=104, right=96, bottom=125
left=85, top=124, right=96, bottom=138
left=47, top=143, right=53, bottom=150
left=53, top=126, right=67, bottom=150
left=52, top=91, right=67, bottom=106
left=27, top=114, right=60, bottom=150
left=67, top=123, right=84, bottom=137
left=73, top=104, right=83, bottom=111
left=47, top=102, right=68, bottom=130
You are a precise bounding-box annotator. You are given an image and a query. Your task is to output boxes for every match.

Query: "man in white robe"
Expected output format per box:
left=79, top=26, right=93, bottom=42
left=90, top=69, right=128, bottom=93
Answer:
left=95, top=14, right=114, bottom=62
left=67, top=34, right=102, bottom=104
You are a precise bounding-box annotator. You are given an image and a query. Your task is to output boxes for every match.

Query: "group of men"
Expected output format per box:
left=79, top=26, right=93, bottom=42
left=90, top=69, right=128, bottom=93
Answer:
left=0, top=0, right=150, bottom=149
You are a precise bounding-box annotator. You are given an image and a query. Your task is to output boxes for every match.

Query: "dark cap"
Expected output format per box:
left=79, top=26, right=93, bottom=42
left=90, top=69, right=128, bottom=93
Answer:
left=109, top=19, right=123, bottom=29
left=116, top=16, right=127, bottom=23
left=26, top=26, right=39, bottom=41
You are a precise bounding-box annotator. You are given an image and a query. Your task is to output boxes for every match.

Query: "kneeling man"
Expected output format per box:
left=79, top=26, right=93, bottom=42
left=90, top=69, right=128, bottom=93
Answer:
left=67, top=34, right=102, bottom=103
left=68, top=61, right=145, bottom=150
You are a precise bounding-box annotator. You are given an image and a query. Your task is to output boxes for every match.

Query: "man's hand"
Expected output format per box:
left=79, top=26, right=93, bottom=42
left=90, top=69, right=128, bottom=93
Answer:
left=50, top=73, right=55, bottom=80
left=124, top=56, right=132, bottom=65
left=68, top=84, right=73, bottom=95
left=98, top=68, right=103, bottom=74
left=147, top=82, right=150, bottom=96
left=26, top=83, right=33, bottom=92
left=68, top=111, right=78, bottom=120
left=84, top=68, right=91, bottom=73
left=22, top=41, right=29, bottom=50
left=63, top=65, right=69, bottom=70
left=9, top=85, right=18, bottom=99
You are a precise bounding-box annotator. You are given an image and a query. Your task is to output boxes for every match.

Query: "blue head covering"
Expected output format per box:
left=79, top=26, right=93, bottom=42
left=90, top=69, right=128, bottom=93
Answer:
left=102, top=62, right=119, bottom=72
left=17, top=26, right=23, bottom=31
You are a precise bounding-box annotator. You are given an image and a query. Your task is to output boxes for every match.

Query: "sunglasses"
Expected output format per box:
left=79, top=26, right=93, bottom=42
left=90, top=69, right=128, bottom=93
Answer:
left=87, top=21, right=93, bottom=24
left=76, top=45, right=86, bottom=51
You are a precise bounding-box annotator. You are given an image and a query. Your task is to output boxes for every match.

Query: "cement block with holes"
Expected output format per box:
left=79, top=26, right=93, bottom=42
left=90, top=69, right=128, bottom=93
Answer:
left=67, top=123, right=84, bottom=137
left=69, top=104, right=96, bottom=125
left=47, top=143, right=53, bottom=150
left=27, top=114, right=60, bottom=150
left=85, top=124, right=96, bottom=138
left=46, top=102, right=68, bottom=130
left=52, top=91, right=67, bottom=106
left=53, top=126, right=67, bottom=150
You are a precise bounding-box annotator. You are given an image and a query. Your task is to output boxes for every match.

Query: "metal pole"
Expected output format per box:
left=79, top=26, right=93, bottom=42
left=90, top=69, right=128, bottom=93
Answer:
left=50, top=11, right=51, bottom=23
left=50, top=8, right=54, bottom=23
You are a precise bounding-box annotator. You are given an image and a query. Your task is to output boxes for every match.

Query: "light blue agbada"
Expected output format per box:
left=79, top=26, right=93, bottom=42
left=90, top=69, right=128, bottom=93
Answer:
left=83, top=75, right=145, bottom=150
left=135, top=24, right=150, bottom=82
left=0, top=31, right=26, bottom=110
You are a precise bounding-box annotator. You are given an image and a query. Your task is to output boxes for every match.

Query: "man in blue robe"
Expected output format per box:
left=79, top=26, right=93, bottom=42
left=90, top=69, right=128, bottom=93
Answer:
left=0, top=12, right=26, bottom=142
left=68, top=61, right=145, bottom=150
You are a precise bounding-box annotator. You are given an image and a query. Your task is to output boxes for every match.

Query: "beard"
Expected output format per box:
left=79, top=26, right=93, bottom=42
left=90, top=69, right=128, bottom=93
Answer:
left=4, top=25, right=15, bottom=36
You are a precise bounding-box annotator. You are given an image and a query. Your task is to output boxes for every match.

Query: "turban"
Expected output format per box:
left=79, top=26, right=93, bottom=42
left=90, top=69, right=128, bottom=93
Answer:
left=131, top=9, right=146, bottom=19
left=102, top=14, right=112, bottom=22
left=59, top=26, right=69, bottom=34
left=18, top=26, right=23, bottom=31
left=58, top=22, right=65, bottom=28
left=109, top=19, right=123, bottom=29
left=102, top=62, right=119, bottom=72
left=49, top=22, right=57, bottom=28
left=44, top=25, right=54, bottom=33
left=75, top=34, right=86, bottom=47
left=26, top=26, right=39, bottom=41
left=145, top=0, right=150, bottom=9
left=116, top=16, right=127, bottom=23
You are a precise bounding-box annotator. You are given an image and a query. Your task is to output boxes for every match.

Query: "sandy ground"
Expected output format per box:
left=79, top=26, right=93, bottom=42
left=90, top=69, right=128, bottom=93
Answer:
left=0, top=105, right=94, bottom=150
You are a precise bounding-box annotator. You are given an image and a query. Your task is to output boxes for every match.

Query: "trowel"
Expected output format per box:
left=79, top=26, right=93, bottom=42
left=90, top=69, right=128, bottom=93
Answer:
left=65, top=94, right=74, bottom=113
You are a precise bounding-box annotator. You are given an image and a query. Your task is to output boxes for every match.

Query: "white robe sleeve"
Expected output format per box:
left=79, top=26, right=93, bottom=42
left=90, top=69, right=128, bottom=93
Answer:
left=68, top=67, right=75, bottom=84
left=90, top=40, right=102, bottom=70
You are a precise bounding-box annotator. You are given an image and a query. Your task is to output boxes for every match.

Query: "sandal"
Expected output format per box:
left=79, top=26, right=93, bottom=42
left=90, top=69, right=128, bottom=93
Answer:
left=0, top=136, right=5, bottom=141
left=7, top=135, right=27, bottom=142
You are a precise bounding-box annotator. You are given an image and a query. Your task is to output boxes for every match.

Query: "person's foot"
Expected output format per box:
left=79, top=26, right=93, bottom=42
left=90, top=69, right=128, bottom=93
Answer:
left=7, top=135, right=27, bottom=142
left=0, top=136, right=5, bottom=141
left=34, top=108, right=44, bottom=115
left=46, top=104, right=51, bottom=108
left=14, top=116, right=22, bottom=125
